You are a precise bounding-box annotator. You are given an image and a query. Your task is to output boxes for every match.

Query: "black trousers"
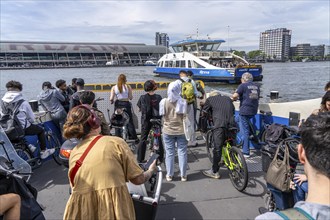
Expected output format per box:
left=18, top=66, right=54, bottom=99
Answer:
left=137, top=119, right=164, bottom=163
left=212, top=127, right=225, bottom=173
left=114, top=100, right=137, bottom=140
left=24, top=124, right=47, bottom=151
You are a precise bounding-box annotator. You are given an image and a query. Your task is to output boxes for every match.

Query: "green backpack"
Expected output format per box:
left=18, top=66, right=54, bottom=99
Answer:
left=180, top=79, right=195, bottom=104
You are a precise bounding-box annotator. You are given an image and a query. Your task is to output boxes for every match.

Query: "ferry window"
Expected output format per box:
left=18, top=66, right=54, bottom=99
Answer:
left=193, top=61, right=205, bottom=68
left=180, top=60, right=186, bottom=67
left=175, top=61, right=180, bottom=67
left=188, top=60, right=192, bottom=68
left=212, top=43, right=220, bottom=50
left=206, top=44, right=213, bottom=51
left=190, top=45, right=197, bottom=51
left=169, top=61, right=173, bottom=67
left=165, top=61, right=169, bottom=67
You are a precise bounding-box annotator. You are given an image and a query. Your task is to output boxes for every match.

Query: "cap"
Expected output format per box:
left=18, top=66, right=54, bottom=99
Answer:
left=76, top=78, right=85, bottom=86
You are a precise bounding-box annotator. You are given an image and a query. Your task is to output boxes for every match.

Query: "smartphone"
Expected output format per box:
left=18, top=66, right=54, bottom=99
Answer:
left=144, top=154, right=159, bottom=170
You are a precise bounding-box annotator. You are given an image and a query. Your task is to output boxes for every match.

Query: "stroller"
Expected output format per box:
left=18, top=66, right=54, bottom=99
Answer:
left=0, top=127, right=45, bottom=220
left=261, top=136, right=300, bottom=211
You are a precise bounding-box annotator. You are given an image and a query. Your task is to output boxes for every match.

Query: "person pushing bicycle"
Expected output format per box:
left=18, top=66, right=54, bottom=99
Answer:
left=201, top=90, right=236, bottom=179
left=136, top=80, right=163, bottom=163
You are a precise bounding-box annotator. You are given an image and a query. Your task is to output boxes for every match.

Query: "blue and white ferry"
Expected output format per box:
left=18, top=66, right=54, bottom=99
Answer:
left=153, top=38, right=263, bottom=83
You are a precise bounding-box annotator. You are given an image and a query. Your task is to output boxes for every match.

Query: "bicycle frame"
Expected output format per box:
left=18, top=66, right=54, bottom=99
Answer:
left=222, top=141, right=242, bottom=170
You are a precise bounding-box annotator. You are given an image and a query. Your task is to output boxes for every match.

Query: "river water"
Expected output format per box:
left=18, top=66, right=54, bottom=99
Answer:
left=0, top=61, right=329, bottom=103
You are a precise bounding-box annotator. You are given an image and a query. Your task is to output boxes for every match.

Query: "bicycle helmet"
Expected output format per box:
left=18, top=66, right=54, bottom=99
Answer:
left=144, top=80, right=157, bottom=92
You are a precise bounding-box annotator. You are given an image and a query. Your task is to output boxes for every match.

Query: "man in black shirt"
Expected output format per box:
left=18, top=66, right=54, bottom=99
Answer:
left=202, top=91, right=235, bottom=179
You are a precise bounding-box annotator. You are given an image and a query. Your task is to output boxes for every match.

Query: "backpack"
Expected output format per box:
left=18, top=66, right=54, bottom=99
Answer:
left=180, top=79, right=195, bottom=104
left=0, top=100, right=25, bottom=141
left=276, top=207, right=314, bottom=220
left=265, top=123, right=285, bottom=143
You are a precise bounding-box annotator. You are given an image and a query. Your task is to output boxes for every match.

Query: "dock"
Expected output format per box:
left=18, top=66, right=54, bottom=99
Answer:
left=29, top=134, right=267, bottom=220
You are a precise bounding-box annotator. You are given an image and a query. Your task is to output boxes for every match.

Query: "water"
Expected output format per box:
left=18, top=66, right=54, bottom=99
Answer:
left=0, top=61, right=329, bottom=103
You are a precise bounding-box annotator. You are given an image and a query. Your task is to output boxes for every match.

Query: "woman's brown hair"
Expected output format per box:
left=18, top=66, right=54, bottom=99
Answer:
left=63, top=106, right=92, bottom=139
left=117, top=74, right=127, bottom=93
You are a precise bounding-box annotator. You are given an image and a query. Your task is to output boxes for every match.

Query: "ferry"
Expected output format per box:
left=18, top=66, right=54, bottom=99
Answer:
left=153, top=38, right=263, bottom=83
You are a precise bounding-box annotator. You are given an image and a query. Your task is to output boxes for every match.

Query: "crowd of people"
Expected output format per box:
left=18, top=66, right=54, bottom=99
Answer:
left=0, top=72, right=329, bottom=219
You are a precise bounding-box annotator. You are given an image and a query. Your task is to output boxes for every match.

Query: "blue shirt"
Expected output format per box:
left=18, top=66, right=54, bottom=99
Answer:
left=236, top=81, right=260, bottom=116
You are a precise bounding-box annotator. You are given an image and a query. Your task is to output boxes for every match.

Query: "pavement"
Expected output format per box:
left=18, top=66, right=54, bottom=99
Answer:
left=29, top=136, right=268, bottom=220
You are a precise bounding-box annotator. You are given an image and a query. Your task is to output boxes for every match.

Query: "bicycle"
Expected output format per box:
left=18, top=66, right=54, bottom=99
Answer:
left=14, top=111, right=62, bottom=169
left=205, top=126, right=248, bottom=191
left=108, top=108, right=136, bottom=152
left=146, top=118, right=163, bottom=161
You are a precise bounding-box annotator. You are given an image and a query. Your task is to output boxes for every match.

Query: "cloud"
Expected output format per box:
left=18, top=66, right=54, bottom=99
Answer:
left=1, top=0, right=329, bottom=51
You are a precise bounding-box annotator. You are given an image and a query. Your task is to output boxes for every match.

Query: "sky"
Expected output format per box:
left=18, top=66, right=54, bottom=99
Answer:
left=0, top=0, right=329, bottom=51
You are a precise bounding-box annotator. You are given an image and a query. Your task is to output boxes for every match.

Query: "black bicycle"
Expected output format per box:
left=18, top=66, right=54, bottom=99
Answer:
left=14, top=111, right=62, bottom=169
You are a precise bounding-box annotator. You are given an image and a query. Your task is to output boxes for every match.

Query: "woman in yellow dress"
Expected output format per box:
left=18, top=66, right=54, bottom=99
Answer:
left=62, top=105, right=156, bottom=220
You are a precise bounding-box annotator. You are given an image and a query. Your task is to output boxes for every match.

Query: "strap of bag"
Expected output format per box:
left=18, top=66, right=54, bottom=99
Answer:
left=69, top=135, right=103, bottom=187
left=276, top=207, right=315, bottom=220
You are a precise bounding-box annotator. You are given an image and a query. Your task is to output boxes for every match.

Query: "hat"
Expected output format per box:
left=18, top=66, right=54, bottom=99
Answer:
left=76, top=78, right=85, bottom=86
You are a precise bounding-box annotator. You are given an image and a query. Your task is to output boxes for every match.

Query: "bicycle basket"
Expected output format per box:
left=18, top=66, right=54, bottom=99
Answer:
left=110, top=111, right=129, bottom=127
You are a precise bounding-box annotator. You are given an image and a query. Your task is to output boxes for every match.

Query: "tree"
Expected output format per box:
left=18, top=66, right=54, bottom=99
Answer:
left=247, top=50, right=262, bottom=59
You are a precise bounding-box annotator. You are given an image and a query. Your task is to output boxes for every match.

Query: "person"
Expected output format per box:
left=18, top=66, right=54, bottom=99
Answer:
left=201, top=90, right=236, bottom=179
left=55, top=79, right=73, bottom=113
left=292, top=173, right=308, bottom=203
left=232, top=72, right=260, bottom=158
left=324, top=81, right=330, bottom=91
left=0, top=193, right=21, bottom=220
left=1, top=80, right=54, bottom=159
left=62, top=105, right=157, bottom=219
left=312, top=91, right=330, bottom=115
left=177, top=70, right=198, bottom=147
left=256, top=112, right=330, bottom=219
left=69, top=78, right=86, bottom=110
left=109, top=74, right=138, bottom=142
left=79, top=90, right=110, bottom=135
left=159, top=81, right=188, bottom=182
left=38, top=81, right=67, bottom=132
left=68, top=78, right=77, bottom=93
left=136, top=80, right=163, bottom=163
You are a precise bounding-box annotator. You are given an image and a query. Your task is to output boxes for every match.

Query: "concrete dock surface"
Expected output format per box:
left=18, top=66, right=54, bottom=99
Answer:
left=29, top=138, right=268, bottom=220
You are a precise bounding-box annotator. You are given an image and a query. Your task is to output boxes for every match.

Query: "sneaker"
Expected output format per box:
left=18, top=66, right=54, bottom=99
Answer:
left=243, top=154, right=251, bottom=159
left=28, top=144, right=37, bottom=153
left=166, top=175, right=172, bottom=182
left=202, top=169, right=220, bottom=179
left=40, top=148, right=55, bottom=159
left=181, top=176, right=187, bottom=182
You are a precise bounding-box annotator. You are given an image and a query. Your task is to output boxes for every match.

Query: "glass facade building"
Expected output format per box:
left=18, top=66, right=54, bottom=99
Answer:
left=259, top=28, right=292, bottom=61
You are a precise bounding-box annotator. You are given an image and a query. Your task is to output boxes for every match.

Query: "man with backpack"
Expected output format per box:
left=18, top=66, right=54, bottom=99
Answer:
left=0, top=80, right=54, bottom=159
left=177, top=70, right=198, bottom=147
left=256, top=112, right=330, bottom=219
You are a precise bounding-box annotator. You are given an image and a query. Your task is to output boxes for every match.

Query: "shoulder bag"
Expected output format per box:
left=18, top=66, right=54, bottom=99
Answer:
left=265, top=141, right=292, bottom=192
left=69, top=135, right=103, bottom=187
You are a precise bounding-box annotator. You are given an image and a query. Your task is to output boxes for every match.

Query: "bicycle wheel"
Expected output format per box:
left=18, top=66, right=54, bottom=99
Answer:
left=47, top=133, right=62, bottom=165
left=227, top=146, right=248, bottom=191
left=205, top=131, right=214, bottom=163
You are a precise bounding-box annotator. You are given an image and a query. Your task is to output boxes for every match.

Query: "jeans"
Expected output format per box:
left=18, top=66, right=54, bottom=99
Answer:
left=267, top=183, right=294, bottom=210
left=163, top=133, right=188, bottom=177
left=293, top=180, right=308, bottom=203
left=238, top=114, right=254, bottom=155
left=212, top=128, right=225, bottom=173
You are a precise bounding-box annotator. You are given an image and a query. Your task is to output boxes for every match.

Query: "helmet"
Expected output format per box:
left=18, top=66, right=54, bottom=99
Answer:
left=144, top=80, right=157, bottom=92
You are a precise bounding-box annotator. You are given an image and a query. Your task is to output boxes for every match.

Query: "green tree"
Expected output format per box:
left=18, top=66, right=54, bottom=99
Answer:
left=247, top=50, right=262, bottom=59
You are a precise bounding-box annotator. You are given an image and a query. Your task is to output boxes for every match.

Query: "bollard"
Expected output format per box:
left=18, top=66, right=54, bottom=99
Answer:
left=29, top=100, right=39, bottom=112
left=270, top=91, right=279, bottom=100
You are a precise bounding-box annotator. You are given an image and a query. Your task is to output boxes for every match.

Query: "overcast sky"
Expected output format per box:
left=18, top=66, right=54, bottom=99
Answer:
left=0, top=0, right=329, bottom=51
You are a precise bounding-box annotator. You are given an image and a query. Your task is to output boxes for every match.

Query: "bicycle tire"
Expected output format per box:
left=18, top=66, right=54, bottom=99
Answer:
left=205, top=130, right=214, bottom=163
left=47, top=133, right=62, bottom=165
left=14, top=146, right=36, bottom=170
left=227, top=146, right=248, bottom=191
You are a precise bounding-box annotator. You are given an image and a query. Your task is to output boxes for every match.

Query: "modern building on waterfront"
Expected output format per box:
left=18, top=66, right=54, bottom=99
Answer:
left=290, top=44, right=327, bottom=58
left=259, top=28, right=292, bottom=61
left=0, top=41, right=166, bottom=69
left=155, top=32, right=169, bottom=48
